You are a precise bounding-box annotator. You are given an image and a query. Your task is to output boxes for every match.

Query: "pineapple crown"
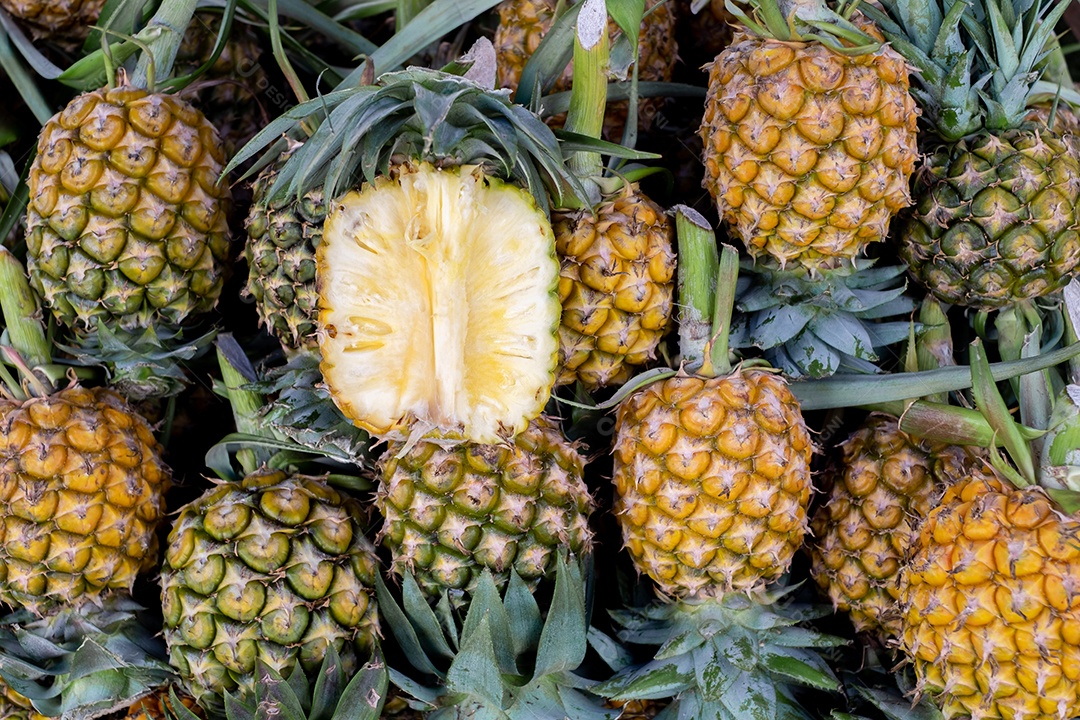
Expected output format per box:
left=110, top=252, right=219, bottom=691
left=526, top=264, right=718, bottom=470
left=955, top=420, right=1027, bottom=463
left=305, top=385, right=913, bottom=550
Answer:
left=376, top=556, right=610, bottom=718
left=228, top=65, right=585, bottom=215
left=0, top=597, right=177, bottom=720
left=865, top=0, right=1073, bottom=138
left=592, top=587, right=846, bottom=720
left=729, top=260, right=916, bottom=378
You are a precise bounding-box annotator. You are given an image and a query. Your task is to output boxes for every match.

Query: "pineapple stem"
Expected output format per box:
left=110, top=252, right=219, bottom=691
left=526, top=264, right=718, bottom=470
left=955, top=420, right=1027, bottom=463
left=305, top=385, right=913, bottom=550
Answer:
left=564, top=0, right=609, bottom=184
left=675, top=206, right=719, bottom=371
left=917, top=298, right=954, bottom=404
left=131, top=0, right=199, bottom=90
left=216, top=335, right=269, bottom=475
left=0, top=247, right=50, bottom=370
left=707, top=245, right=739, bottom=378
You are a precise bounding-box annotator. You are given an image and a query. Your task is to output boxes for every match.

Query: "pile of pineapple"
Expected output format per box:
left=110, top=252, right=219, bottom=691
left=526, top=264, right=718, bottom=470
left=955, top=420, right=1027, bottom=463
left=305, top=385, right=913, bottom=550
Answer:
left=3, top=0, right=1080, bottom=717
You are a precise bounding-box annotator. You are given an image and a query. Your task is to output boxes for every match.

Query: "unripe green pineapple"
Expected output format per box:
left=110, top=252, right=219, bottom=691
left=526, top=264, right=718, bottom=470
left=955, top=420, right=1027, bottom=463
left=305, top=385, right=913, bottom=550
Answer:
left=377, top=417, right=593, bottom=598
left=160, top=469, right=380, bottom=714
left=243, top=152, right=326, bottom=352
left=25, top=86, right=232, bottom=333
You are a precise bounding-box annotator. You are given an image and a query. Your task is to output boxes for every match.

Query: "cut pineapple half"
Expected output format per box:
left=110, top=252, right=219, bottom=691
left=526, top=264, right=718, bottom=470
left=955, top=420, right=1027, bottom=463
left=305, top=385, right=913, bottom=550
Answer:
left=317, top=163, right=560, bottom=444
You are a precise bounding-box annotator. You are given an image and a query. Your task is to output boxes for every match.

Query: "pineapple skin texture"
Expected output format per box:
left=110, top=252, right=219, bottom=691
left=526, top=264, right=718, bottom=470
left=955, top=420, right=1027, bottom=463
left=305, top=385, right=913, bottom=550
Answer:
left=244, top=156, right=326, bottom=352
left=0, top=387, right=170, bottom=615
left=554, top=186, right=676, bottom=390
left=700, top=25, right=919, bottom=270
left=378, top=418, right=593, bottom=597
left=612, top=371, right=813, bottom=597
left=898, top=129, right=1080, bottom=309
left=809, top=415, right=987, bottom=638
left=900, top=472, right=1080, bottom=720
left=493, top=0, right=677, bottom=138
left=160, top=470, right=379, bottom=714
left=25, top=87, right=232, bottom=333
left=0, top=0, right=103, bottom=41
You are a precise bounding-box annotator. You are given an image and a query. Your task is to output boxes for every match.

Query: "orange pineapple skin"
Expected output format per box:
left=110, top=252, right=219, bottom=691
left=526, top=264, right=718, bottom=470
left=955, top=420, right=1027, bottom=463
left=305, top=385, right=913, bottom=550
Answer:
left=0, top=387, right=170, bottom=614
left=900, top=472, right=1080, bottom=720
left=612, top=370, right=813, bottom=598
left=554, top=185, right=676, bottom=390
left=699, top=19, right=919, bottom=270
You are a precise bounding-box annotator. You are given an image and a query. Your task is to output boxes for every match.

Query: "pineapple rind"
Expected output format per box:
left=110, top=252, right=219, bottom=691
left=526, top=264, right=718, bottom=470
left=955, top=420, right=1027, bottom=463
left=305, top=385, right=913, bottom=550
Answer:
left=378, top=417, right=592, bottom=597
left=160, top=469, right=380, bottom=714
left=0, top=387, right=170, bottom=614
left=25, top=87, right=231, bottom=333
left=899, top=471, right=1080, bottom=720
left=318, top=163, right=560, bottom=445
left=700, top=23, right=919, bottom=270
left=898, top=128, right=1080, bottom=309
left=612, top=370, right=813, bottom=598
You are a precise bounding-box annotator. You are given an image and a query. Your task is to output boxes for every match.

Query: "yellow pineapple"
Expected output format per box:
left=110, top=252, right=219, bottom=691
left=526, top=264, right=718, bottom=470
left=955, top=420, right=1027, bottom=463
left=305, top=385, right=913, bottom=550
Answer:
left=554, top=184, right=675, bottom=389
left=699, top=4, right=918, bottom=269
left=595, top=210, right=839, bottom=719
left=493, top=0, right=677, bottom=139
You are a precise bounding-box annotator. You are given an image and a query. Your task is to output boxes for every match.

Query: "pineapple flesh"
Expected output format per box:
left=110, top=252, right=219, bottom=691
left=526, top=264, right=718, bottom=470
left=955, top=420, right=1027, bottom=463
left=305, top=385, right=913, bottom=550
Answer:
left=0, top=387, right=170, bottom=614
left=25, top=87, right=232, bottom=333
left=317, top=163, right=560, bottom=444
left=377, top=417, right=593, bottom=597
left=612, top=370, right=813, bottom=598
left=700, top=19, right=919, bottom=269
left=160, top=469, right=380, bottom=714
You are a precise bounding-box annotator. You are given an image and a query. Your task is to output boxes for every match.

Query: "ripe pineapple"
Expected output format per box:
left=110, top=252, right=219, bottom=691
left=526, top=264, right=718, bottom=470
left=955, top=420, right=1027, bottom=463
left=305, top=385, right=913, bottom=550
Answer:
left=25, top=85, right=232, bottom=333
left=0, top=0, right=103, bottom=43
left=554, top=184, right=675, bottom=389
left=160, top=468, right=380, bottom=714
left=174, top=13, right=268, bottom=153
left=882, top=0, right=1080, bottom=308
left=232, top=65, right=580, bottom=445
left=899, top=469, right=1080, bottom=720
left=808, top=415, right=992, bottom=638
left=594, top=210, right=843, bottom=719
left=378, top=416, right=593, bottom=598
left=243, top=150, right=326, bottom=352
left=123, top=689, right=204, bottom=720
left=699, top=2, right=918, bottom=270
left=613, top=368, right=813, bottom=597
left=493, top=0, right=677, bottom=138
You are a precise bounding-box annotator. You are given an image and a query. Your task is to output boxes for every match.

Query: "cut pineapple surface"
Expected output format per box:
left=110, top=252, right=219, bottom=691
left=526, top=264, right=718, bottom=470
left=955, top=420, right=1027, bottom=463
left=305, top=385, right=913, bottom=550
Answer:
left=318, top=164, right=560, bottom=444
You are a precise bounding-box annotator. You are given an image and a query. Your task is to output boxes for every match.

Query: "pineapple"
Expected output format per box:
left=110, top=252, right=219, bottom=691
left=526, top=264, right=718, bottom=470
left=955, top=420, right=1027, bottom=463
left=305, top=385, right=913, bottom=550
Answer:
left=123, top=689, right=204, bottom=720
left=807, top=414, right=992, bottom=638
left=0, top=0, right=103, bottom=44
left=699, top=0, right=919, bottom=270
left=242, top=150, right=326, bottom=352
left=554, top=182, right=675, bottom=390
left=25, top=85, right=232, bottom=334
left=493, top=0, right=677, bottom=138
left=159, top=468, right=380, bottom=714
left=232, top=62, right=580, bottom=445
left=377, top=416, right=593, bottom=599
left=550, top=3, right=676, bottom=391
left=594, top=210, right=842, bottom=719
left=0, top=249, right=170, bottom=616
left=879, top=0, right=1080, bottom=308
left=892, top=328, right=1080, bottom=720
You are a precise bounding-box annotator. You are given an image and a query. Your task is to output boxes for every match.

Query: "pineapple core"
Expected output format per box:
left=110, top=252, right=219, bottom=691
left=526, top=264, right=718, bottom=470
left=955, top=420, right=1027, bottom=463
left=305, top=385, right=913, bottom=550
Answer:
left=317, top=164, right=559, bottom=444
